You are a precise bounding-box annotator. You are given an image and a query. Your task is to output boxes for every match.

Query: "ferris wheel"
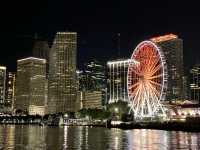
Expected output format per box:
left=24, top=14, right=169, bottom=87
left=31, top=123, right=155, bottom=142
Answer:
left=127, top=41, right=167, bottom=119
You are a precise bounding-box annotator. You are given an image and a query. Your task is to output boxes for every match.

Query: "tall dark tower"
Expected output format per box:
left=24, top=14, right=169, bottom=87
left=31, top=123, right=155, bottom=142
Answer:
left=48, top=32, right=77, bottom=114
left=32, top=34, right=50, bottom=76
left=32, top=34, right=49, bottom=59
left=151, top=34, right=184, bottom=101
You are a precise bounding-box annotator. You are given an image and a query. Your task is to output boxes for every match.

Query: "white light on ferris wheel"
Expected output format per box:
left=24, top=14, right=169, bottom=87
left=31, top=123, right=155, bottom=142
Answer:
left=127, top=41, right=167, bottom=119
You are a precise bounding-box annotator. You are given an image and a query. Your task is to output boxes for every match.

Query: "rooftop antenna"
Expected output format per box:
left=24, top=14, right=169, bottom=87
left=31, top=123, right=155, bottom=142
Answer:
left=117, top=33, right=121, bottom=57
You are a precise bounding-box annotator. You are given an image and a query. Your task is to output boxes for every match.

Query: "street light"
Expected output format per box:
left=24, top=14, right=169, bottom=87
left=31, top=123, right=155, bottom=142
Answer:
left=64, top=114, right=68, bottom=118
left=114, top=107, right=119, bottom=113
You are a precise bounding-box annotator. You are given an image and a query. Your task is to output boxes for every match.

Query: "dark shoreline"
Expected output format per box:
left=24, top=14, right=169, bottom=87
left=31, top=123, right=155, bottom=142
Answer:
left=1, top=121, right=200, bottom=132
left=107, top=121, right=200, bottom=132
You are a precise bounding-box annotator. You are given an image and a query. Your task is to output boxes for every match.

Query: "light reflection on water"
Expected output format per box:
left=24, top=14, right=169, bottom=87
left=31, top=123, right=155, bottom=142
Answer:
left=0, top=125, right=200, bottom=149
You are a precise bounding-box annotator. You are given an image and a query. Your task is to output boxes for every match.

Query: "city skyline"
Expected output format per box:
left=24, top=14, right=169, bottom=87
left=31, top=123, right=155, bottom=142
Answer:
left=1, top=1, right=200, bottom=150
left=1, top=32, right=195, bottom=116
left=0, top=1, right=198, bottom=116
left=0, top=32, right=197, bottom=73
left=0, top=1, right=200, bottom=72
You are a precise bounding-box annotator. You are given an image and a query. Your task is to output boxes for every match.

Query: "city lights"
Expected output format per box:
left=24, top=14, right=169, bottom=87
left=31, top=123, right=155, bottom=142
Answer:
left=1, top=1, right=200, bottom=149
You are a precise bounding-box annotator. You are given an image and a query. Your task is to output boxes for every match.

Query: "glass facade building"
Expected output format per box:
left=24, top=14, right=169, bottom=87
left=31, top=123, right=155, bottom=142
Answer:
left=48, top=32, right=77, bottom=113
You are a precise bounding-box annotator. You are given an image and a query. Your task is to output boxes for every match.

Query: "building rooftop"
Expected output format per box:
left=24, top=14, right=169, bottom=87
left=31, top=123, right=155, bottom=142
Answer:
left=107, top=59, right=139, bottom=65
left=17, top=57, right=46, bottom=63
left=0, top=66, right=6, bottom=70
left=57, top=32, right=77, bottom=35
left=150, top=34, right=178, bottom=43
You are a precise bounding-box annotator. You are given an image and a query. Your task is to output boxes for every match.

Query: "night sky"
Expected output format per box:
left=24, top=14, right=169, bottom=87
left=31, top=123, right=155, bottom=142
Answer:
left=0, top=0, right=199, bottom=73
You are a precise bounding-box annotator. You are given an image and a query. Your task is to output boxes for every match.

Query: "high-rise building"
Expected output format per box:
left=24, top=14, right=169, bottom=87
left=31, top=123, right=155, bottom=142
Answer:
left=0, top=66, right=6, bottom=105
left=150, top=34, right=184, bottom=101
left=78, top=60, right=106, bottom=106
left=190, top=64, right=200, bottom=102
left=5, top=72, right=16, bottom=108
left=48, top=32, right=77, bottom=114
left=84, top=60, right=106, bottom=91
left=107, top=59, right=134, bottom=103
left=15, top=57, right=47, bottom=115
left=32, top=36, right=50, bottom=76
left=32, top=40, right=49, bottom=60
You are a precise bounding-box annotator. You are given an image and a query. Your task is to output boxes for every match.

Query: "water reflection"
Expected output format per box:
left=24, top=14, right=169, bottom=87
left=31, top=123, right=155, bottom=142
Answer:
left=128, top=129, right=169, bottom=149
left=169, top=131, right=200, bottom=149
left=0, top=125, right=15, bottom=149
left=0, top=125, right=200, bottom=149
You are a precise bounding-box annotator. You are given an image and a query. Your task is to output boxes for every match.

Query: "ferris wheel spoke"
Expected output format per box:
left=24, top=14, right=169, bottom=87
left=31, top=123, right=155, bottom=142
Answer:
left=147, top=74, right=163, bottom=80
left=149, top=91, right=159, bottom=113
left=148, top=54, right=160, bottom=72
left=149, top=80, right=162, bottom=87
left=148, top=82, right=163, bottom=111
left=133, top=70, right=142, bottom=76
left=129, top=67, right=142, bottom=76
left=149, top=86, right=161, bottom=97
left=147, top=82, right=160, bottom=98
left=141, top=82, right=149, bottom=116
left=151, top=91, right=163, bottom=112
left=132, top=84, right=142, bottom=116
left=148, top=53, right=157, bottom=66
left=143, top=83, right=153, bottom=116
left=129, top=83, right=141, bottom=102
left=147, top=55, right=155, bottom=71
left=128, top=82, right=139, bottom=90
left=147, top=82, right=161, bottom=107
left=134, top=90, right=142, bottom=116
left=149, top=64, right=162, bottom=77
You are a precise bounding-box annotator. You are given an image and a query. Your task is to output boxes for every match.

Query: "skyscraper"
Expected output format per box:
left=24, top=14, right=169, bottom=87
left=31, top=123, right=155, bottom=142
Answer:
left=107, top=59, right=132, bottom=103
left=32, top=40, right=49, bottom=60
left=32, top=36, right=50, bottom=76
left=151, top=34, right=184, bottom=101
left=15, top=57, right=47, bottom=115
left=0, top=66, right=6, bottom=105
left=5, top=72, right=16, bottom=108
left=48, top=32, right=77, bottom=114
